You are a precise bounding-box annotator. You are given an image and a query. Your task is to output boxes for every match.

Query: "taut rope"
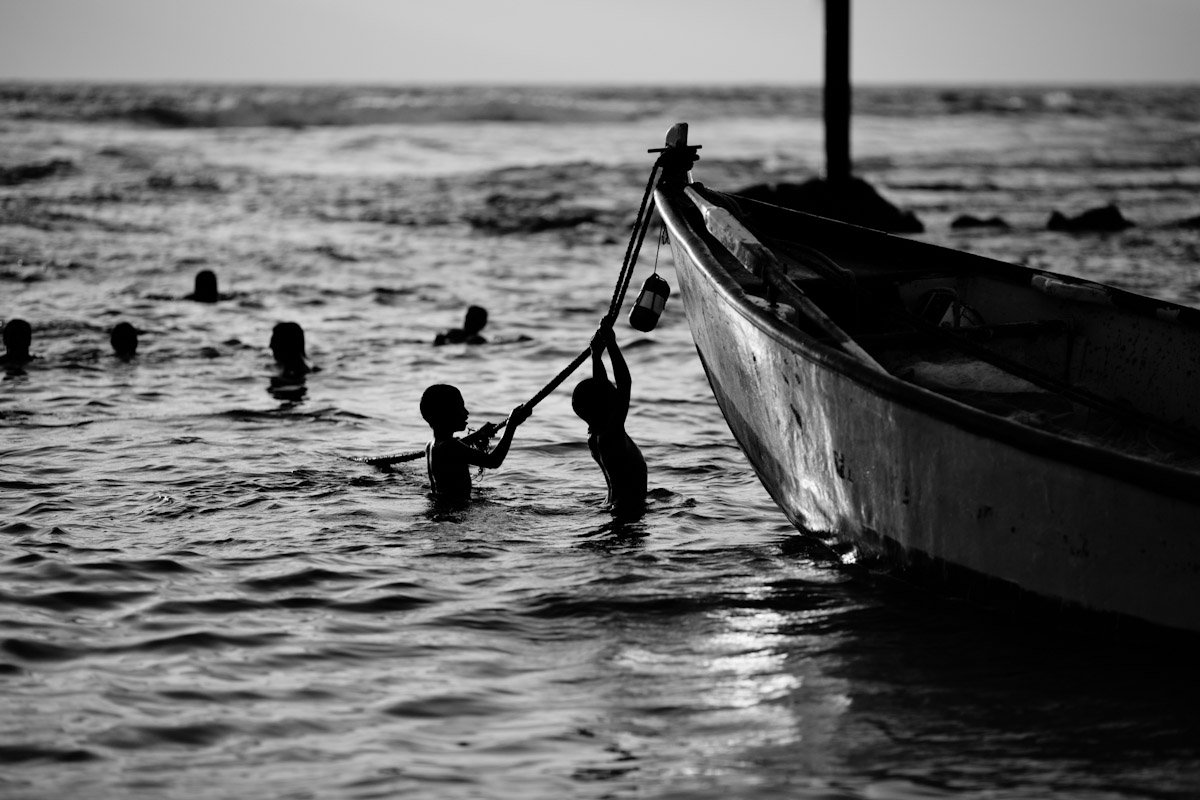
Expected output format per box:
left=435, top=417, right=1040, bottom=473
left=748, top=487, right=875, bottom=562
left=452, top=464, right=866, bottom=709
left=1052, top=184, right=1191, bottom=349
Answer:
left=357, top=153, right=668, bottom=468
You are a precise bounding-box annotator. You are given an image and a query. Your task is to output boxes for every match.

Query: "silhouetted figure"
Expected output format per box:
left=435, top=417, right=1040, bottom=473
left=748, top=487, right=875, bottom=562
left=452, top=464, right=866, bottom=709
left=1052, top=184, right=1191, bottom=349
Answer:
left=269, top=322, right=310, bottom=377
left=110, top=322, right=139, bottom=359
left=1, top=318, right=35, bottom=367
left=572, top=321, right=647, bottom=519
left=187, top=269, right=220, bottom=303
left=420, top=383, right=530, bottom=504
left=267, top=322, right=311, bottom=404
left=434, top=305, right=488, bottom=346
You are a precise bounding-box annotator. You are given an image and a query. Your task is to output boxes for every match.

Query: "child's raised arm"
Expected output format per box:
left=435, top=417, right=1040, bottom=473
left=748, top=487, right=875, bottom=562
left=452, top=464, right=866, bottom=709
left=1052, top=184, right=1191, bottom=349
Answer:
left=604, top=329, right=631, bottom=398
left=590, top=323, right=610, bottom=383
left=593, top=322, right=631, bottom=423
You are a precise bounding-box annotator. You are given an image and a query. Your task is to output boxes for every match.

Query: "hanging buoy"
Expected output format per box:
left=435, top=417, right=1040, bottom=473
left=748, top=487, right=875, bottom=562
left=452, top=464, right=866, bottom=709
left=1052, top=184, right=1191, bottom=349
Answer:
left=628, top=274, right=671, bottom=331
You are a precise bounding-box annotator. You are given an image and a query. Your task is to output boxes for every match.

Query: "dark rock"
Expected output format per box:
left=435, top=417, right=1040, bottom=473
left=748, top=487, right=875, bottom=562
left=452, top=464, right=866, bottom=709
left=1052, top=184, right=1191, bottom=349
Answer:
left=1046, top=204, right=1133, bottom=232
left=950, top=214, right=1010, bottom=229
left=733, top=177, right=923, bottom=233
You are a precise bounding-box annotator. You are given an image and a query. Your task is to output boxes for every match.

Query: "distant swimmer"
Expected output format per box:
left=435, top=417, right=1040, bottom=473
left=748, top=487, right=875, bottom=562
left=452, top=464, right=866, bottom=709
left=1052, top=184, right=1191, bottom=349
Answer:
left=270, top=321, right=311, bottom=377
left=110, top=322, right=139, bottom=359
left=434, top=305, right=488, bottom=346
left=572, top=320, right=647, bottom=519
left=421, top=383, right=530, bottom=504
left=186, top=269, right=221, bottom=303
left=1, top=318, right=36, bottom=367
left=145, top=268, right=232, bottom=302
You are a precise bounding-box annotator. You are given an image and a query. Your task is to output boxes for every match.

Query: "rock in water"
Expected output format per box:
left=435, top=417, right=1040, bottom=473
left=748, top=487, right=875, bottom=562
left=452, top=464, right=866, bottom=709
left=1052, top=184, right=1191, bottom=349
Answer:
left=733, top=177, right=924, bottom=233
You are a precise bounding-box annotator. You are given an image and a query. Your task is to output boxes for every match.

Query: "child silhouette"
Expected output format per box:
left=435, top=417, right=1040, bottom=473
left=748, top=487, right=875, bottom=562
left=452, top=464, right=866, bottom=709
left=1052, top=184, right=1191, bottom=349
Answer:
left=1, top=318, right=36, bottom=366
left=434, top=305, right=488, bottom=346
left=571, top=321, right=647, bottom=518
left=186, top=269, right=221, bottom=303
left=110, top=322, right=139, bottom=359
left=270, top=321, right=310, bottom=377
left=420, top=383, right=530, bottom=502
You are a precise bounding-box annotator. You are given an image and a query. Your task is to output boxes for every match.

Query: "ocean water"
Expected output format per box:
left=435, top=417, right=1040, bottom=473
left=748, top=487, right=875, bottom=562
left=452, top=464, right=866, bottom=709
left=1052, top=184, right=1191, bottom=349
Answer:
left=3, top=83, right=1200, bottom=799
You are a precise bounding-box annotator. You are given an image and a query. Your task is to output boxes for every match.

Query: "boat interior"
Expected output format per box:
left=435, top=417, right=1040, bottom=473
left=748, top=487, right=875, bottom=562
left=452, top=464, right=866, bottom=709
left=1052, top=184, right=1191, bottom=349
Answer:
left=687, top=188, right=1200, bottom=469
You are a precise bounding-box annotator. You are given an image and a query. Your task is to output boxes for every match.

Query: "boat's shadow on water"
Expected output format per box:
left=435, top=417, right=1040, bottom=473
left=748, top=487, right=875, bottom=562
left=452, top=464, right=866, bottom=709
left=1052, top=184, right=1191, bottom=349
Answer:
left=810, top=578, right=1200, bottom=794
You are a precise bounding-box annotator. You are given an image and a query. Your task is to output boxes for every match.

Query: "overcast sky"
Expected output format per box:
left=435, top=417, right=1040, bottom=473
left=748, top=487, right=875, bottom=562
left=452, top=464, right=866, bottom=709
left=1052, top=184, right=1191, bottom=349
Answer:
left=1, top=0, right=1198, bottom=84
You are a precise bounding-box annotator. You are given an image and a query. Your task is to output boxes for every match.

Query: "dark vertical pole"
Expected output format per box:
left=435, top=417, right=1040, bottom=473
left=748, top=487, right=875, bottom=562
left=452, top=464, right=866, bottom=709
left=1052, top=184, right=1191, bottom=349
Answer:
left=824, top=0, right=852, bottom=188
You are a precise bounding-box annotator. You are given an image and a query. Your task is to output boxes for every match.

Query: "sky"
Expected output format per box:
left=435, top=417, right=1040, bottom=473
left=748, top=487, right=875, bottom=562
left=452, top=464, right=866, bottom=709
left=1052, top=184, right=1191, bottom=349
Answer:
left=1, top=0, right=1198, bottom=85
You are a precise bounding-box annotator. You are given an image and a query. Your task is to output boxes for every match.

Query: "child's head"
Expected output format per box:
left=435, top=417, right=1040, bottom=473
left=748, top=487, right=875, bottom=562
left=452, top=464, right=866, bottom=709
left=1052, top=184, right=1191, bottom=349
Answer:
left=2, top=318, right=32, bottom=355
left=421, top=383, right=468, bottom=431
left=193, top=270, right=219, bottom=302
left=270, top=322, right=306, bottom=363
left=571, top=377, right=616, bottom=426
left=464, top=305, right=488, bottom=334
left=110, top=322, right=139, bottom=358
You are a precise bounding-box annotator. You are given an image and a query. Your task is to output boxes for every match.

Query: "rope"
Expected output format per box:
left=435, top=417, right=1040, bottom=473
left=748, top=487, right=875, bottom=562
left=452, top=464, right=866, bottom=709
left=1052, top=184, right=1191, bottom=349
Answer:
left=606, top=161, right=663, bottom=321
left=357, top=157, right=665, bottom=468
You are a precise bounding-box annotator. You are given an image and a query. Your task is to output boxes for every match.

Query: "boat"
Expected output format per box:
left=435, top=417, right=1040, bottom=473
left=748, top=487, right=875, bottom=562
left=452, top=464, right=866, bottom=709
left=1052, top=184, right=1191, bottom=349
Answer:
left=651, top=124, right=1200, bottom=635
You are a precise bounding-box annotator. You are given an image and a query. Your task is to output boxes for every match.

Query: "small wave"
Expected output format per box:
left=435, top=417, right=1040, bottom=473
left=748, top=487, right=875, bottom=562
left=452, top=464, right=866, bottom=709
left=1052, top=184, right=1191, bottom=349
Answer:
left=329, top=593, right=431, bottom=613
left=525, top=593, right=708, bottom=620
left=381, top=693, right=503, bottom=719
left=158, top=688, right=268, bottom=703
left=272, top=595, right=327, bottom=609
left=3, top=588, right=150, bottom=611
left=149, top=596, right=268, bottom=615
left=99, top=722, right=235, bottom=750
left=0, top=744, right=100, bottom=763
left=111, top=630, right=287, bottom=654
left=239, top=567, right=362, bottom=591
left=76, top=557, right=195, bottom=575
left=218, top=406, right=367, bottom=423
left=2, top=637, right=80, bottom=662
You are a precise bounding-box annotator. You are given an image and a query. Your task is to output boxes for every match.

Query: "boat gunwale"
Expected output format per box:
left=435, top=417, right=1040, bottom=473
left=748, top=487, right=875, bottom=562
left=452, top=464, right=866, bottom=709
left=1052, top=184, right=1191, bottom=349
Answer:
left=655, top=184, right=1200, bottom=503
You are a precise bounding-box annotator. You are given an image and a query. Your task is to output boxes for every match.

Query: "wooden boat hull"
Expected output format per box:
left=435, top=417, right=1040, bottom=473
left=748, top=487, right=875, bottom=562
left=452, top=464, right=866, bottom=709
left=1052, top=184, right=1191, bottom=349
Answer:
left=657, top=188, right=1200, bottom=634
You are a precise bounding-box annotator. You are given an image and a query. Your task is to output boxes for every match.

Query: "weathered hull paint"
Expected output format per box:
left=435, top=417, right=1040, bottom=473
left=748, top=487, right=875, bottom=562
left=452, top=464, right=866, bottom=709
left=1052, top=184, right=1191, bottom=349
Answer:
left=660, top=192, right=1200, bottom=635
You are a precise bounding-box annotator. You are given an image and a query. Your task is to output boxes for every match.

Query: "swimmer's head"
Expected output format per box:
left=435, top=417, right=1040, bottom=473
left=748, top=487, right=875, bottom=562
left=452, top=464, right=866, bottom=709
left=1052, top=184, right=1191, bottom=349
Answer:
left=193, top=270, right=218, bottom=302
left=270, top=322, right=306, bottom=365
left=110, top=322, right=139, bottom=358
left=571, top=377, right=617, bottom=426
left=421, top=383, right=468, bottom=431
left=464, top=305, right=488, bottom=334
left=2, top=318, right=32, bottom=356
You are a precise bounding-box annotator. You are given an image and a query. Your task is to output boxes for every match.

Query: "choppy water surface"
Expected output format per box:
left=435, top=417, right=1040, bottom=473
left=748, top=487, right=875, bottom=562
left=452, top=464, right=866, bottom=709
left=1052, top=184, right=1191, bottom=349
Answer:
left=3, top=84, right=1200, bottom=799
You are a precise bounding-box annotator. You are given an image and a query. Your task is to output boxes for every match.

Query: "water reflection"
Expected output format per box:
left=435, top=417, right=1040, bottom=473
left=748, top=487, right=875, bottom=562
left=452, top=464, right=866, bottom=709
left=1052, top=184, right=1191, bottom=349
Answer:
left=267, top=374, right=307, bottom=404
left=588, top=571, right=855, bottom=794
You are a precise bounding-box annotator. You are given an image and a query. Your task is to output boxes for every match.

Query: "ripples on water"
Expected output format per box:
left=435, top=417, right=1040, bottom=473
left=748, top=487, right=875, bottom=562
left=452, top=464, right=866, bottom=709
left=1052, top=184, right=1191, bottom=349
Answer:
left=3, top=84, right=1200, bottom=799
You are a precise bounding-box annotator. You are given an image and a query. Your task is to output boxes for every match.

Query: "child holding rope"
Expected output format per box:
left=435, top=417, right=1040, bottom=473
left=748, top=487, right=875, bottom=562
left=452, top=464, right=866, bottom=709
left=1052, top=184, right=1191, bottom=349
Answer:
left=420, top=384, right=530, bottom=503
left=572, top=320, right=647, bottom=518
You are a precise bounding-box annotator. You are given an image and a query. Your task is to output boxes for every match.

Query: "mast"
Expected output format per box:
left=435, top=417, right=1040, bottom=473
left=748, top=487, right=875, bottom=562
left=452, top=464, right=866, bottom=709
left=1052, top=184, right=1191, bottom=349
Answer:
left=824, top=0, right=852, bottom=189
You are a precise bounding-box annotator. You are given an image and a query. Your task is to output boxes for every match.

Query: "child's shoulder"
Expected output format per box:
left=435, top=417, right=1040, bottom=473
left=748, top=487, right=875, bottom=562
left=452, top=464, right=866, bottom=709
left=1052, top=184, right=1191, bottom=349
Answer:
left=430, top=435, right=472, bottom=456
